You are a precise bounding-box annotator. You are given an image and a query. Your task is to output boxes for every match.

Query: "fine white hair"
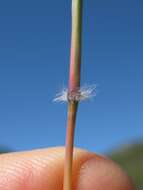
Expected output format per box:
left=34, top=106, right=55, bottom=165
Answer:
left=54, top=85, right=96, bottom=103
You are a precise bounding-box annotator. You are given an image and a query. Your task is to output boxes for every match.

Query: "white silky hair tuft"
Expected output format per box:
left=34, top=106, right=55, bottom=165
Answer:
left=54, top=88, right=68, bottom=103
left=54, top=85, right=96, bottom=103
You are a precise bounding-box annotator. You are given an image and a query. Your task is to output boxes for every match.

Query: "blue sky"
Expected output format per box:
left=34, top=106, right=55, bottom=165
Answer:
left=0, top=0, right=143, bottom=153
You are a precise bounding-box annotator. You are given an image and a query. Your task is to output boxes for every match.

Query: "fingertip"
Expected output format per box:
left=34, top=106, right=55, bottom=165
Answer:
left=0, top=147, right=135, bottom=190
left=0, top=147, right=93, bottom=190
left=76, top=155, right=135, bottom=190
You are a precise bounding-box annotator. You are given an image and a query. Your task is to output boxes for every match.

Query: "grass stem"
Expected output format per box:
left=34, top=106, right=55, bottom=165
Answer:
left=63, top=0, right=83, bottom=190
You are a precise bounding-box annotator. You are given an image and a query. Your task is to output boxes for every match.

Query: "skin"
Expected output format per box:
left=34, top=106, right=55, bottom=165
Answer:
left=0, top=147, right=135, bottom=190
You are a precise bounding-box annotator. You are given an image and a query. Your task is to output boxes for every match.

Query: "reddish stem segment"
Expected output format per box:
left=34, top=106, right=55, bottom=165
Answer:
left=69, top=0, right=83, bottom=92
left=63, top=0, right=83, bottom=190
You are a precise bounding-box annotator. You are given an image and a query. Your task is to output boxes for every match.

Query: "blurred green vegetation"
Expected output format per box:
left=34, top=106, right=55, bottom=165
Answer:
left=0, top=146, right=12, bottom=154
left=110, top=143, right=143, bottom=190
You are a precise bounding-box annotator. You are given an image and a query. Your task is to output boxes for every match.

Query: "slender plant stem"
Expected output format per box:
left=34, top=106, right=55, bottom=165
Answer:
left=69, top=0, right=83, bottom=91
left=63, top=0, right=83, bottom=190
left=64, top=102, right=78, bottom=190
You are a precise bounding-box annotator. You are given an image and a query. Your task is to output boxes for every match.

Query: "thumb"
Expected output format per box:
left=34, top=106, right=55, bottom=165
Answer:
left=0, top=147, right=134, bottom=190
